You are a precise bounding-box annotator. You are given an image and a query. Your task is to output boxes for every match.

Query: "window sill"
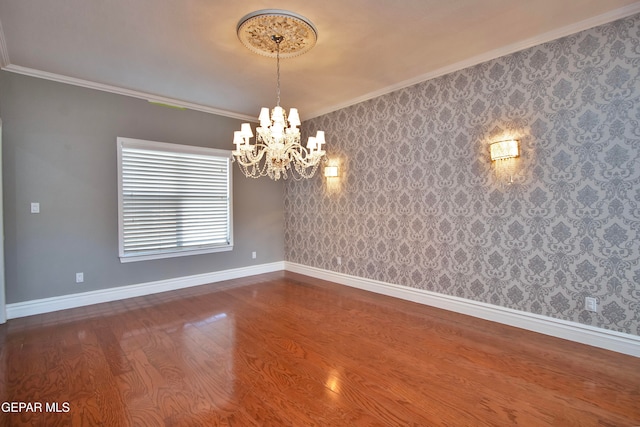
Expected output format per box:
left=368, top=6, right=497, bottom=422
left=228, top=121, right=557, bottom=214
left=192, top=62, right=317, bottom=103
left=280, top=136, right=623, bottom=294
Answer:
left=119, top=245, right=233, bottom=263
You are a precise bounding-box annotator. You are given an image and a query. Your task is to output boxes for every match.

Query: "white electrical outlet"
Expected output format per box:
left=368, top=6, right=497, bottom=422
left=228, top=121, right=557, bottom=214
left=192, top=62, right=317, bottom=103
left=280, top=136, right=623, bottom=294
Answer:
left=30, top=202, right=40, bottom=214
left=252, top=251, right=257, bottom=259
left=585, top=297, right=597, bottom=312
left=75, top=272, right=84, bottom=283
left=336, top=256, right=342, bottom=265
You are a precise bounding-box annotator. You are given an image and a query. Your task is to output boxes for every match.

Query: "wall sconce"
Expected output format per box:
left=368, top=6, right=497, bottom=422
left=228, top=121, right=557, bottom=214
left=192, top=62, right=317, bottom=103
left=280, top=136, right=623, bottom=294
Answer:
left=323, top=161, right=342, bottom=194
left=490, top=139, right=520, bottom=184
left=324, top=165, right=339, bottom=178
left=490, top=139, right=519, bottom=161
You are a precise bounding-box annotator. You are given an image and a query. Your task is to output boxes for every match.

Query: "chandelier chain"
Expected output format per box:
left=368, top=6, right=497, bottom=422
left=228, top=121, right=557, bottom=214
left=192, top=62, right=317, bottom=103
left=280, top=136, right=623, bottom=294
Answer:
left=272, top=35, right=283, bottom=107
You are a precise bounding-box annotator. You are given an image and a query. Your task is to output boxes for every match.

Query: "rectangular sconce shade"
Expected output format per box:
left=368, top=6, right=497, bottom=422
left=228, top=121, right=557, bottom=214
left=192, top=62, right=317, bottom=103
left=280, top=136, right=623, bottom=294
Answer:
left=490, top=139, right=519, bottom=161
left=324, top=166, right=339, bottom=177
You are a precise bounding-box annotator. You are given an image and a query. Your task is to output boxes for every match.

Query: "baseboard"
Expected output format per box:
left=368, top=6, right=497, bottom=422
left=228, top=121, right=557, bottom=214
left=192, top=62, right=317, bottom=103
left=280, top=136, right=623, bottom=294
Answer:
left=285, top=262, right=640, bottom=358
left=6, top=260, right=639, bottom=357
left=6, top=261, right=285, bottom=319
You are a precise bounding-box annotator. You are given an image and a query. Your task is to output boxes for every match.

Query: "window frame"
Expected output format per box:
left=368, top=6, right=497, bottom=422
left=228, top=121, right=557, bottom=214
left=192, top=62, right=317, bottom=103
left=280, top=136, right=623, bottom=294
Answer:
left=117, top=137, right=233, bottom=263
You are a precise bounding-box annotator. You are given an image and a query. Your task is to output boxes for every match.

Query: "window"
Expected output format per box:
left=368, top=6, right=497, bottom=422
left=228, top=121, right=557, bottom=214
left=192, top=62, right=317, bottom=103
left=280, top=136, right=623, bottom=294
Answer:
left=117, top=137, right=233, bottom=262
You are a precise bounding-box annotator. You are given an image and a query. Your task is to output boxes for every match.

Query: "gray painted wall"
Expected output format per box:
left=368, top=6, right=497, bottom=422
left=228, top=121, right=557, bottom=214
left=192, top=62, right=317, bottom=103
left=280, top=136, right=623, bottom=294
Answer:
left=0, top=117, right=5, bottom=322
left=0, top=71, right=284, bottom=304
left=286, top=14, right=640, bottom=335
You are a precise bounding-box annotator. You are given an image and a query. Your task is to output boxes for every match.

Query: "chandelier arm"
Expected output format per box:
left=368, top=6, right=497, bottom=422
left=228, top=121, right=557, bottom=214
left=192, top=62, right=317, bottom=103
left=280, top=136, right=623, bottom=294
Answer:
left=287, top=145, right=324, bottom=167
left=233, top=156, right=262, bottom=168
left=233, top=143, right=268, bottom=167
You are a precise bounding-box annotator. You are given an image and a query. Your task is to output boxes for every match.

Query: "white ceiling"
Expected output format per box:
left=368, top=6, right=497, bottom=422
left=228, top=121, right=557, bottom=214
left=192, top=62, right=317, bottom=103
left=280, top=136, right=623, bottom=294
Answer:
left=1, top=0, right=640, bottom=121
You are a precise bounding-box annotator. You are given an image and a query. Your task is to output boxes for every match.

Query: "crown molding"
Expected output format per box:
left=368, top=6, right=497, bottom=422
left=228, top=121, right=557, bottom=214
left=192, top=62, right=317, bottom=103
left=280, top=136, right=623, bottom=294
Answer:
left=1, top=64, right=257, bottom=122
left=306, top=1, right=640, bottom=120
left=1, top=2, right=639, bottom=122
left=0, top=17, right=9, bottom=67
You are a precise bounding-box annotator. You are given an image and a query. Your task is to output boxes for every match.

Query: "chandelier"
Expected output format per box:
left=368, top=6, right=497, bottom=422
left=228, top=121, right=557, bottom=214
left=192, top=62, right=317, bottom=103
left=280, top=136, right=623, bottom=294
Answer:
left=232, top=10, right=327, bottom=180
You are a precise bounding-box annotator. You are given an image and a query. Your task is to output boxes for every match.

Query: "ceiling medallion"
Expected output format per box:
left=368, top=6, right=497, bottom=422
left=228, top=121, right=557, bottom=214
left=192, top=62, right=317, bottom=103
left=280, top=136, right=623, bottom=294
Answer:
left=236, top=9, right=318, bottom=58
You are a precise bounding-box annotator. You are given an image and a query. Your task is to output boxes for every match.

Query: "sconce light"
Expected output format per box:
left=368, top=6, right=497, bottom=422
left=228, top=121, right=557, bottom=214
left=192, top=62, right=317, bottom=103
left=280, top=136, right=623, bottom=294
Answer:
left=324, top=165, right=339, bottom=178
left=490, top=139, right=519, bottom=161
left=323, top=163, right=341, bottom=194
left=490, top=139, right=520, bottom=184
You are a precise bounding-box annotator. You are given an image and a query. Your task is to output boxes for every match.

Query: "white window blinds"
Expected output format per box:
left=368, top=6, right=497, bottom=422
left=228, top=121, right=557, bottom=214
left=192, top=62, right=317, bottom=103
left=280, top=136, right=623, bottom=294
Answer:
left=117, top=137, right=233, bottom=262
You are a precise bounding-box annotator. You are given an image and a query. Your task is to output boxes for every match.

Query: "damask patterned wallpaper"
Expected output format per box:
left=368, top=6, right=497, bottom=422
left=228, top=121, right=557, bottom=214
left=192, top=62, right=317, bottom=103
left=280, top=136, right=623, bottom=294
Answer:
left=285, top=14, right=640, bottom=335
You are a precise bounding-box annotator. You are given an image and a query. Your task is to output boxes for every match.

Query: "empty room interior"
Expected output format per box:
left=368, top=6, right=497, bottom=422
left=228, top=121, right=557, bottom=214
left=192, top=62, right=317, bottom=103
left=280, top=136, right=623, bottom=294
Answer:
left=1, top=1, right=640, bottom=425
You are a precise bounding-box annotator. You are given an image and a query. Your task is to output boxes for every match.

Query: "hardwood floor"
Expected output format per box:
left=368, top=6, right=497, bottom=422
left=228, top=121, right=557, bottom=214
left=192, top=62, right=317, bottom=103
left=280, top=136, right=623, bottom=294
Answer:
left=1, top=271, right=639, bottom=426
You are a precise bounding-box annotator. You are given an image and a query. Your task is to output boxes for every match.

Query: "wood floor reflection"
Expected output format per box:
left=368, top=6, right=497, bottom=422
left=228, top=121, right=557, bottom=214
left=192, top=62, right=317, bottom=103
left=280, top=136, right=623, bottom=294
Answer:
left=1, top=271, right=639, bottom=426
